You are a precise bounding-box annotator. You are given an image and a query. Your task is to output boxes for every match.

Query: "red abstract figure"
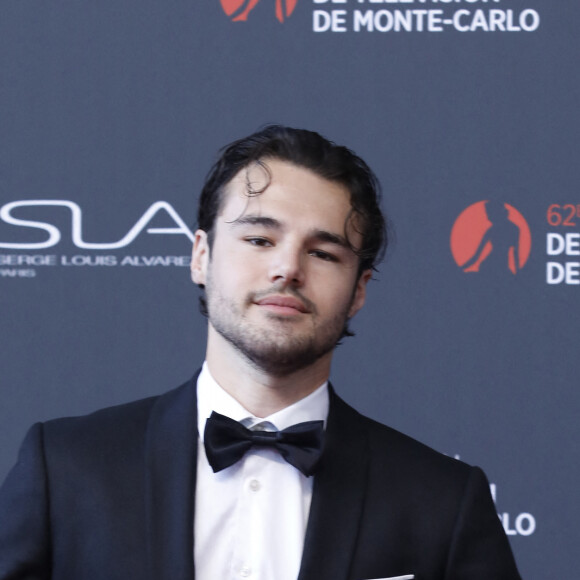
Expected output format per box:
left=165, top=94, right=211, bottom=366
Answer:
left=450, top=200, right=531, bottom=275
left=220, top=0, right=298, bottom=23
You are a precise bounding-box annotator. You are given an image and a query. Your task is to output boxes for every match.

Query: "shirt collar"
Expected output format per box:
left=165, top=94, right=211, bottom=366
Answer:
left=197, top=362, right=329, bottom=441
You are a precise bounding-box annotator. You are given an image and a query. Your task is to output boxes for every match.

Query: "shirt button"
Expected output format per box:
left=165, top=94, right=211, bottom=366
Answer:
left=249, top=479, right=261, bottom=492
left=240, top=565, right=252, bottom=577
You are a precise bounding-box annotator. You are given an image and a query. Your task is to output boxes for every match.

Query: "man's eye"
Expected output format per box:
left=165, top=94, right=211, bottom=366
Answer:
left=245, top=237, right=272, bottom=247
left=309, top=250, right=337, bottom=262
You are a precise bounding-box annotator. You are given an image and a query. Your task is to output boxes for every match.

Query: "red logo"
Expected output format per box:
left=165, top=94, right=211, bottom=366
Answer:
left=220, top=0, right=298, bottom=22
left=450, top=201, right=532, bottom=275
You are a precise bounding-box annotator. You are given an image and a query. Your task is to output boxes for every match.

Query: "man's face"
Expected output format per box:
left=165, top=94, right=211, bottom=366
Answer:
left=191, top=159, right=371, bottom=376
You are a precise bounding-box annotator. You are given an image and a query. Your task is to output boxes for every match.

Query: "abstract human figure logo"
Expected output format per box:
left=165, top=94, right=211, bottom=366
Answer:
left=220, top=0, right=298, bottom=22
left=450, top=201, right=531, bottom=275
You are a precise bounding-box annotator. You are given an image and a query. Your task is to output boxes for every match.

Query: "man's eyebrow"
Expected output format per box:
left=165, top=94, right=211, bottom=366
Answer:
left=312, top=230, right=350, bottom=249
left=229, top=215, right=281, bottom=229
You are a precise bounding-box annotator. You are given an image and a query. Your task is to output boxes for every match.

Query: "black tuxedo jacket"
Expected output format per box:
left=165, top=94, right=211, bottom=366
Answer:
left=0, top=375, right=521, bottom=580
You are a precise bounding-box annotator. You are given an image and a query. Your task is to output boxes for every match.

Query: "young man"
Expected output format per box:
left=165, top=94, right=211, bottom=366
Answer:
left=0, top=126, right=521, bottom=580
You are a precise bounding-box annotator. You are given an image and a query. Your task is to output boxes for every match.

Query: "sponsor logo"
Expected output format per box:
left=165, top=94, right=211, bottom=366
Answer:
left=545, top=204, right=580, bottom=285
left=0, top=200, right=194, bottom=250
left=0, top=200, right=194, bottom=278
left=215, top=0, right=542, bottom=35
left=490, top=483, right=536, bottom=537
left=314, top=4, right=540, bottom=34
left=220, top=0, right=298, bottom=22
left=450, top=201, right=531, bottom=275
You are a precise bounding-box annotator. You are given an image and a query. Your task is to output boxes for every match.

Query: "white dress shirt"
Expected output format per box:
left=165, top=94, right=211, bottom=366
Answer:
left=194, top=363, right=329, bottom=580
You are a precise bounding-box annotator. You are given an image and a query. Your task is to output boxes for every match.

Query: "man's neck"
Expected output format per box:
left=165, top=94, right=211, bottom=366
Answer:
left=205, top=330, right=332, bottom=418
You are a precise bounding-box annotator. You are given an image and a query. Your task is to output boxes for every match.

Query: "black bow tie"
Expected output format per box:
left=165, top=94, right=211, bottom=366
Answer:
left=203, top=411, right=325, bottom=477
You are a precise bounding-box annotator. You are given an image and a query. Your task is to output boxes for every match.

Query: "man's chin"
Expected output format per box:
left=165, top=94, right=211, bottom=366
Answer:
left=234, top=339, right=334, bottom=377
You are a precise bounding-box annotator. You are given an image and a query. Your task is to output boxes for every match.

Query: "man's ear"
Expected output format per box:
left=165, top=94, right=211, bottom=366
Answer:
left=348, top=269, right=372, bottom=318
left=191, top=229, right=210, bottom=285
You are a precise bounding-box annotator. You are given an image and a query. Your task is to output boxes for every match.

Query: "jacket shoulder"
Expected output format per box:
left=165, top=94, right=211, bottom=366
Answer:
left=331, top=390, right=474, bottom=483
left=40, top=376, right=196, bottom=465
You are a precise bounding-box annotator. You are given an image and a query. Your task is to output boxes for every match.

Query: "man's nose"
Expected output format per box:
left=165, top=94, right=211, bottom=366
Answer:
left=268, top=246, right=305, bottom=286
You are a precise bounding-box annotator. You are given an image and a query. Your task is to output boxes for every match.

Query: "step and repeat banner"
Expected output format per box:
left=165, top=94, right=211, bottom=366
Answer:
left=1, top=0, right=577, bottom=577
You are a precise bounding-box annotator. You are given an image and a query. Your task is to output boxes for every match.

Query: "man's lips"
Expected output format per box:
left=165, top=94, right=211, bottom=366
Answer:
left=254, top=295, right=309, bottom=314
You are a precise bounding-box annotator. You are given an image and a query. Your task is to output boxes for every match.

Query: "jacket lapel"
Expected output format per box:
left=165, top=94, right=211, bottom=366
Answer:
left=145, top=374, right=199, bottom=580
left=298, top=388, right=369, bottom=580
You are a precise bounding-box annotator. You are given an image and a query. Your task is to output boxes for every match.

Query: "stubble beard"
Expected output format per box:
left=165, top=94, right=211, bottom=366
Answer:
left=205, top=276, right=352, bottom=377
